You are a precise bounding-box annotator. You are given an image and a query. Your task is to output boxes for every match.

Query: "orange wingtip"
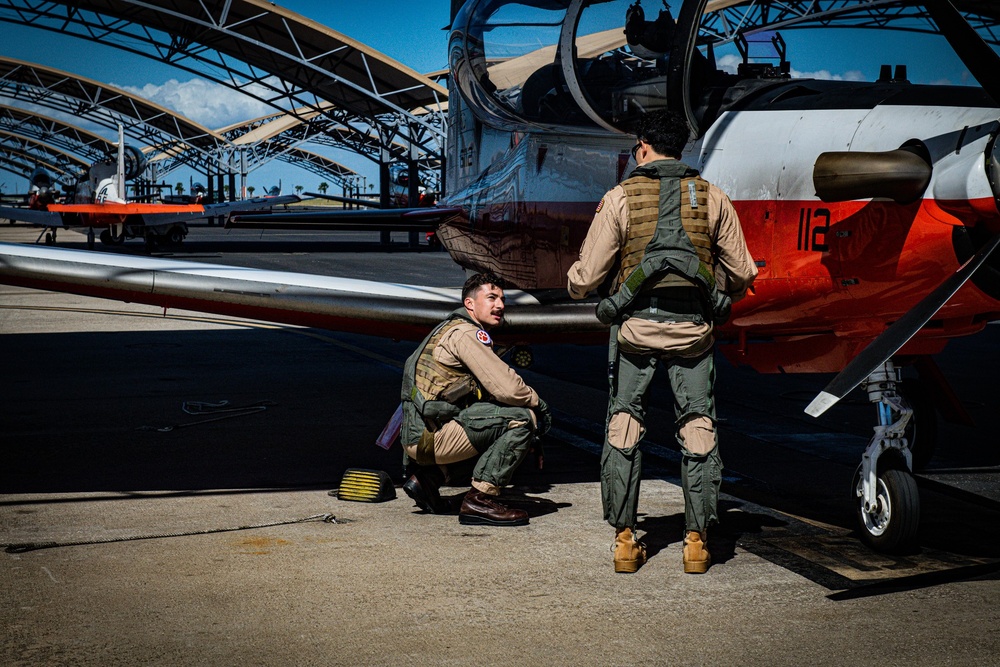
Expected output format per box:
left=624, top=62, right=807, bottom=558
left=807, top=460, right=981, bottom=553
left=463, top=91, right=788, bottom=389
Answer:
left=48, top=203, right=205, bottom=214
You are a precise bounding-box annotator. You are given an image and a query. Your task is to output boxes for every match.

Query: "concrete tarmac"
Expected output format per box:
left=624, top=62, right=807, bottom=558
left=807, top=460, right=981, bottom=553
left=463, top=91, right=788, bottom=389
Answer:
left=2, top=223, right=1000, bottom=666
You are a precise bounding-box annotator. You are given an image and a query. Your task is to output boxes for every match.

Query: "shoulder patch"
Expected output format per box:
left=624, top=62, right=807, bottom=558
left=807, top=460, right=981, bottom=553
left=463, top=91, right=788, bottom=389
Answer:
left=476, top=329, right=493, bottom=345
left=595, top=198, right=605, bottom=213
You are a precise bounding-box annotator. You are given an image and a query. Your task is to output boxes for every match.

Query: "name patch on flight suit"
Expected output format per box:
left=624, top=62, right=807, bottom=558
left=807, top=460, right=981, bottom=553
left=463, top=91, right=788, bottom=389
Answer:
left=476, top=330, right=492, bottom=345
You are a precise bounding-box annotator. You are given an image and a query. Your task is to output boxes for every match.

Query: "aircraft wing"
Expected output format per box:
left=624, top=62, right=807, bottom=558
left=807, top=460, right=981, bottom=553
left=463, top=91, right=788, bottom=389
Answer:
left=225, top=206, right=463, bottom=231
left=0, top=206, right=66, bottom=227
left=137, top=195, right=302, bottom=226
left=0, top=242, right=604, bottom=342
left=49, top=203, right=205, bottom=215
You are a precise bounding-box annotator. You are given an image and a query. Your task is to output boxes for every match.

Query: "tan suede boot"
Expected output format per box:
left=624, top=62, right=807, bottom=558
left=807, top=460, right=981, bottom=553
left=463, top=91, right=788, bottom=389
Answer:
left=613, top=527, right=646, bottom=573
left=683, top=530, right=710, bottom=574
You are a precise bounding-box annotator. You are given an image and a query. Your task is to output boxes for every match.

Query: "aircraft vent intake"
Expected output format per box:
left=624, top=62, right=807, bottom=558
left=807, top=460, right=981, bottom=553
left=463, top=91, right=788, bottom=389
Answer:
left=813, top=146, right=931, bottom=204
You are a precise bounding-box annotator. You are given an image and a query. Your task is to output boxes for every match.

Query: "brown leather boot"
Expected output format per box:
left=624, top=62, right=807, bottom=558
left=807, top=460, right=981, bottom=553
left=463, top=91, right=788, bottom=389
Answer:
left=458, top=490, right=529, bottom=526
left=683, top=530, right=710, bottom=574
left=613, top=527, right=646, bottom=573
left=402, top=465, right=448, bottom=514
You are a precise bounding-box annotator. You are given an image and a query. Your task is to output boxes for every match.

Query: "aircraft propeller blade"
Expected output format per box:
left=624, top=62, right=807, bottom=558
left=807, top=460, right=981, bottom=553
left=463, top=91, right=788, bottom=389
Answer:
left=813, top=148, right=932, bottom=204
left=805, top=231, right=1000, bottom=417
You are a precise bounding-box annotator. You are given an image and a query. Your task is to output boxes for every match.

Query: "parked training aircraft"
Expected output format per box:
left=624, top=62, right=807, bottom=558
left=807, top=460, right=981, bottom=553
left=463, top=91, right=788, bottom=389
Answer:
left=1, top=0, right=999, bottom=552
left=0, top=126, right=299, bottom=248
left=0, top=165, right=64, bottom=212
left=231, top=165, right=453, bottom=236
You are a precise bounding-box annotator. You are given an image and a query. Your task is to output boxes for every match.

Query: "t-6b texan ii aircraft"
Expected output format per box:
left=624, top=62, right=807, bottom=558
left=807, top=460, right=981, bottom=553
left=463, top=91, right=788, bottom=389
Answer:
left=2, top=0, right=1000, bottom=552
left=0, top=125, right=299, bottom=249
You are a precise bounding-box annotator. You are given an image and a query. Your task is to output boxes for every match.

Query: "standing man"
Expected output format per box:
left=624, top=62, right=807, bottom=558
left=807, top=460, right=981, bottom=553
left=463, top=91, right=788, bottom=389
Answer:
left=400, top=272, right=552, bottom=526
left=567, top=109, right=757, bottom=573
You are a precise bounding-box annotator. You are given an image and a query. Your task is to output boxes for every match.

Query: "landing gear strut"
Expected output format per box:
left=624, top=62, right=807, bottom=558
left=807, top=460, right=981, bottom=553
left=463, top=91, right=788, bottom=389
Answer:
left=854, top=360, right=920, bottom=553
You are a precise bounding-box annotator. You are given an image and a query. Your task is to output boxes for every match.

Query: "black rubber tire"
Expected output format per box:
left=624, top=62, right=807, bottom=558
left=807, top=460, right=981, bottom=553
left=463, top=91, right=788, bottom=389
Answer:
left=854, top=464, right=921, bottom=554
left=166, top=226, right=185, bottom=245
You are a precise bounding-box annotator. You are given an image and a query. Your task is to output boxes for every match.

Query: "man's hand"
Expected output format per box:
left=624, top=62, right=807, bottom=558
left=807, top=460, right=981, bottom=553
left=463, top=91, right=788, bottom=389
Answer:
left=536, top=399, right=553, bottom=436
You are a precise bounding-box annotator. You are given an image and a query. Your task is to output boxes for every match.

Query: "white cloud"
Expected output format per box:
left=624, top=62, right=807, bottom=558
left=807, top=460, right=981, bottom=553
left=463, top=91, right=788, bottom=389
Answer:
left=717, top=54, right=741, bottom=75
left=790, top=67, right=865, bottom=82
left=116, top=77, right=284, bottom=129
left=717, top=54, right=866, bottom=82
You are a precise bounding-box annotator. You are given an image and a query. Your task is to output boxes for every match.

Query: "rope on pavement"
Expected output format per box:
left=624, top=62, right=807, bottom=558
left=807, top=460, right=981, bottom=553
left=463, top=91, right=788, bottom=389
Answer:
left=3, top=513, right=346, bottom=554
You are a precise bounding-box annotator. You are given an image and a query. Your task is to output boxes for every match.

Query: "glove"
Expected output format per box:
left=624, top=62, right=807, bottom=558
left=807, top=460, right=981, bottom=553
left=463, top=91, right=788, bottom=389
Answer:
left=536, top=399, right=553, bottom=436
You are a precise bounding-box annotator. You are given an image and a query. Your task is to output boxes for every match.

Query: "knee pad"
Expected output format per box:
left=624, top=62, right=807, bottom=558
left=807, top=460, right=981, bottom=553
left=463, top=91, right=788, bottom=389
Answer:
left=608, top=411, right=644, bottom=450
left=679, top=414, right=716, bottom=456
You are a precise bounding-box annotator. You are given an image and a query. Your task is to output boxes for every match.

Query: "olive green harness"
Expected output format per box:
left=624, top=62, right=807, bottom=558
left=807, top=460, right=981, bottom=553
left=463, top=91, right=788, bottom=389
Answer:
left=400, top=309, right=484, bottom=448
left=597, top=160, right=730, bottom=326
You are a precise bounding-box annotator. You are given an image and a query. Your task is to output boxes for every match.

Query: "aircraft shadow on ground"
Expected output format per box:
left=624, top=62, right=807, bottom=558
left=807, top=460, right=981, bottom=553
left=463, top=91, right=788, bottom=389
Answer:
left=0, top=328, right=604, bottom=497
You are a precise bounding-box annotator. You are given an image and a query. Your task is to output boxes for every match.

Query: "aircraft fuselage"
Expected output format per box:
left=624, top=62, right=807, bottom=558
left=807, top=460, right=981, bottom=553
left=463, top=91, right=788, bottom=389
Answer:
left=439, top=78, right=1000, bottom=372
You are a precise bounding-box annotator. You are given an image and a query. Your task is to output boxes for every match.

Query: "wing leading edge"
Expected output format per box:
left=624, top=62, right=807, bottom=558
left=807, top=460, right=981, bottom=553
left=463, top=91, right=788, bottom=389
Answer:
left=0, top=242, right=604, bottom=342
left=0, top=195, right=302, bottom=229
left=226, top=206, right=463, bottom=231
left=0, top=207, right=65, bottom=227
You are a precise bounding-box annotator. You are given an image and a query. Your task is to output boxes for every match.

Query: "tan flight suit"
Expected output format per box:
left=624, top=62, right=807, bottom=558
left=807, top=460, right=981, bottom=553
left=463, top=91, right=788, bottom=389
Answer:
left=567, top=160, right=757, bottom=532
left=403, top=315, right=540, bottom=495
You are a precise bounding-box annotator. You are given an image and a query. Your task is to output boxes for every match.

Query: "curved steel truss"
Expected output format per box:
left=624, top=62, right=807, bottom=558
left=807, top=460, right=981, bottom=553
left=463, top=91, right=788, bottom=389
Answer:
left=0, top=57, right=362, bottom=188
left=0, top=146, right=73, bottom=180
left=0, top=57, right=231, bottom=175
left=0, top=0, right=448, bottom=189
left=0, top=104, right=115, bottom=164
left=0, top=130, right=88, bottom=173
left=699, top=0, right=1000, bottom=46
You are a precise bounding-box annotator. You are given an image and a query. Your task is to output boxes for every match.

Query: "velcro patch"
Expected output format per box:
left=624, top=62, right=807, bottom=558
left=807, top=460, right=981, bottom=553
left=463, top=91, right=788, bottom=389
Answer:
left=595, top=198, right=605, bottom=213
left=476, top=330, right=492, bottom=345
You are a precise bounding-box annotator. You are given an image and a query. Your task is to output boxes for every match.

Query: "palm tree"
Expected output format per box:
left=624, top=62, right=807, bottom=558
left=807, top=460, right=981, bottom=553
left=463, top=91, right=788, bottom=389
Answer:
left=176, top=182, right=184, bottom=196
left=295, top=184, right=304, bottom=195
left=318, top=181, right=329, bottom=194
left=247, top=185, right=255, bottom=196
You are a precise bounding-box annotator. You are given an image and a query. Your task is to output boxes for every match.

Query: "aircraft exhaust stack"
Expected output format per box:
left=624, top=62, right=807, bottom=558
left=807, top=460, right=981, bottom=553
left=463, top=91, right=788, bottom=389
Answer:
left=813, top=148, right=932, bottom=204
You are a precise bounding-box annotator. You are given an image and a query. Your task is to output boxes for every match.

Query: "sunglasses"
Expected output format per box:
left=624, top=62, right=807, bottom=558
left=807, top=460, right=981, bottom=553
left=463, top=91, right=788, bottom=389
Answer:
left=631, top=141, right=642, bottom=159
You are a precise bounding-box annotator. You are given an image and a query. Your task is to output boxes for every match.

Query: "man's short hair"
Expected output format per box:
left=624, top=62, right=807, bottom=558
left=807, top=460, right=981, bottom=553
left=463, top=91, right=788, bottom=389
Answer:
left=634, top=109, right=691, bottom=158
left=462, top=272, right=505, bottom=300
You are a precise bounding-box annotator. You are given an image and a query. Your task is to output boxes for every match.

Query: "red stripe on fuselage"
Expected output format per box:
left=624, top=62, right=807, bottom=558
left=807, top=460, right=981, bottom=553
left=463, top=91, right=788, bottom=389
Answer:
left=439, top=196, right=1000, bottom=339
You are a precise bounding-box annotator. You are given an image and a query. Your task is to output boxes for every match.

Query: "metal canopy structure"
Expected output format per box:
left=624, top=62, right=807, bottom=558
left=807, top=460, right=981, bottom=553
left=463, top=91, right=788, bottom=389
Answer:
left=215, top=108, right=360, bottom=190
left=0, top=57, right=231, bottom=175
left=0, top=147, right=72, bottom=180
left=0, top=131, right=88, bottom=173
left=699, top=0, right=1000, bottom=46
left=0, top=105, right=115, bottom=164
left=0, top=57, right=361, bottom=193
left=0, top=0, right=449, bottom=191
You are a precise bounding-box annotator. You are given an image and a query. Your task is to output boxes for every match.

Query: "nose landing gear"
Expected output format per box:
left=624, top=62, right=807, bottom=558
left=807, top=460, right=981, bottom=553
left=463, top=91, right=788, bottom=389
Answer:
left=854, top=361, right=921, bottom=553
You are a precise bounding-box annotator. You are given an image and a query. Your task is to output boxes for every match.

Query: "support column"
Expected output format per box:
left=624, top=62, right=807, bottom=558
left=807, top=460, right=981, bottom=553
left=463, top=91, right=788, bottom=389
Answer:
left=407, top=152, right=420, bottom=248
left=379, top=146, right=391, bottom=246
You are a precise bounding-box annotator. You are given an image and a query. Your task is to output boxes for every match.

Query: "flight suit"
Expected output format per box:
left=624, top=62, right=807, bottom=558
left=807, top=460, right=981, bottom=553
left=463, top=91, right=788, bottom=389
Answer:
left=567, top=159, right=757, bottom=536
left=401, top=309, right=542, bottom=495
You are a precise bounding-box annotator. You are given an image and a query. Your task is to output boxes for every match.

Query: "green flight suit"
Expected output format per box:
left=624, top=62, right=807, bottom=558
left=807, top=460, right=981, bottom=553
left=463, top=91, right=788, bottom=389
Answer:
left=401, top=309, right=536, bottom=490
left=599, top=160, right=724, bottom=535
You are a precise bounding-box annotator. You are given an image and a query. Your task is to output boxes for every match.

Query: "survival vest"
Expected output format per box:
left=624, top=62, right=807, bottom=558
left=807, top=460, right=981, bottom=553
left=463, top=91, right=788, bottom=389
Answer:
left=400, top=309, right=485, bottom=446
left=596, top=160, right=731, bottom=326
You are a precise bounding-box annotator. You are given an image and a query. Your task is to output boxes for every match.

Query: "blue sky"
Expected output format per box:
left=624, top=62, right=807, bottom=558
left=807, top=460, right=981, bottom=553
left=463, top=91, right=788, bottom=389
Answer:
left=0, top=1, right=983, bottom=194
left=0, top=0, right=453, bottom=194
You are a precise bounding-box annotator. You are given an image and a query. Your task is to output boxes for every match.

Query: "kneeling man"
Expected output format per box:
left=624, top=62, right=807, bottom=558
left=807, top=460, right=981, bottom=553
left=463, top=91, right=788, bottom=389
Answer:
left=400, top=272, right=552, bottom=526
